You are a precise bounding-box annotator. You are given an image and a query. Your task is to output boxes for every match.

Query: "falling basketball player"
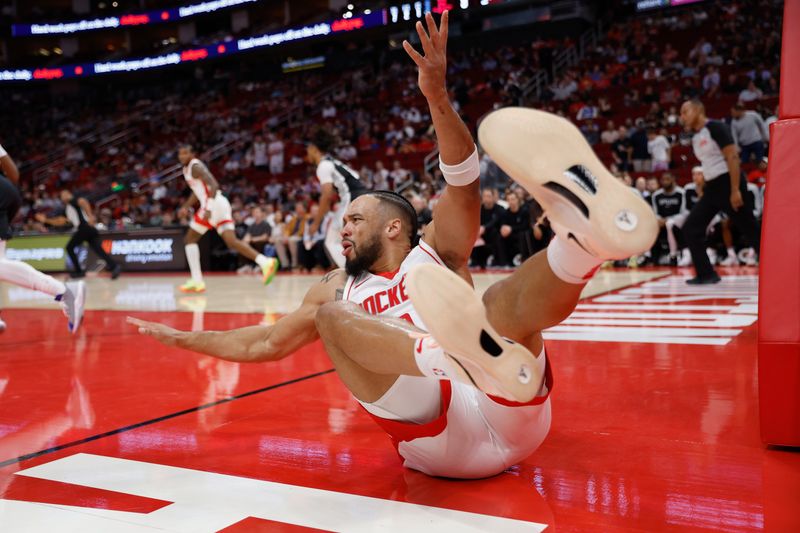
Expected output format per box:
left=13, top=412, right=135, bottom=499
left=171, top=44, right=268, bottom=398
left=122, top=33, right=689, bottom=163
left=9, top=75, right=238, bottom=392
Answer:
left=176, top=145, right=279, bottom=293
left=0, top=143, right=86, bottom=333
left=131, top=13, right=657, bottom=478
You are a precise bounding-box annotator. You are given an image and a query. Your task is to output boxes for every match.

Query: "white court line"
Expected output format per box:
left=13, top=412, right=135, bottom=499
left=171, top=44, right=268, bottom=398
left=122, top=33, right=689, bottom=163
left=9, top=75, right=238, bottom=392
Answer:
left=10, top=453, right=547, bottom=533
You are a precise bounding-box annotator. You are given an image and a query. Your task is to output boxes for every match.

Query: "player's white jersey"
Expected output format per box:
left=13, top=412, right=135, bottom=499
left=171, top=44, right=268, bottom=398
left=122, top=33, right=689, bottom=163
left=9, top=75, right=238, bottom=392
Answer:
left=183, top=158, right=210, bottom=204
left=342, top=240, right=443, bottom=329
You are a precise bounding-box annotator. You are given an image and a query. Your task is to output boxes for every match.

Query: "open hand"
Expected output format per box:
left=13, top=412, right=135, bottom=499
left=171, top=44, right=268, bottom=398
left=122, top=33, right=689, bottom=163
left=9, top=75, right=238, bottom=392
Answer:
left=403, top=11, right=449, bottom=102
left=127, top=316, right=184, bottom=347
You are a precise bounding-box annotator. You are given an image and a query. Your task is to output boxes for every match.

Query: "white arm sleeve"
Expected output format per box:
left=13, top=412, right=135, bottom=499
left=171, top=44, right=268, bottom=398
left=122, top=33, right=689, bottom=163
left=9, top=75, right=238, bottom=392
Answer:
left=439, top=144, right=480, bottom=186
left=316, top=160, right=335, bottom=185
left=0, top=143, right=7, bottom=158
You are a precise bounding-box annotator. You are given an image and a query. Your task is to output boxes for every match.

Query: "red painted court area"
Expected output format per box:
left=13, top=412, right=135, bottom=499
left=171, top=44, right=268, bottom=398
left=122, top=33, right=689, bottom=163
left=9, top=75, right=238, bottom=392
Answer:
left=1, top=269, right=799, bottom=531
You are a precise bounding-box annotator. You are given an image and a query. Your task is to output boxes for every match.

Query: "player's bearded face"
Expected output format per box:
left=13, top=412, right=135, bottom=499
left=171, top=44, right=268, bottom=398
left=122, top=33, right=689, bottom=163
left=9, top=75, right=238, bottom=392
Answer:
left=344, top=231, right=383, bottom=277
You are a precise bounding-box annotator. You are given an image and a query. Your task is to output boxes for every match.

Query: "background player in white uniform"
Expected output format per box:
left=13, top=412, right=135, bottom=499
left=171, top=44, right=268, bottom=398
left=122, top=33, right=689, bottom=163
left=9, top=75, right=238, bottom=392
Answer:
left=305, top=130, right=368, bottom=269
left=131, top=13, right=656, bottom=478
left=176, top=145, right=279, bottom=293
left=0, top=143, right=86, bottom=333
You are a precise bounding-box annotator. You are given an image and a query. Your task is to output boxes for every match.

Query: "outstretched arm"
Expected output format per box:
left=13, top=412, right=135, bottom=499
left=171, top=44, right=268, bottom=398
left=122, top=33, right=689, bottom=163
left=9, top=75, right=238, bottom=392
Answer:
left=128, top=270, right=347, bottom=362
left=403, top=11, right=480, bottom=274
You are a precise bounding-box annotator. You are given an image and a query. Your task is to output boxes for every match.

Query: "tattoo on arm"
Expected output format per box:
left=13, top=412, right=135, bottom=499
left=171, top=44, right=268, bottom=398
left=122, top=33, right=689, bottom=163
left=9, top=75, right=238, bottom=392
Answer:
left=321, top=270, right=344, bottom=284
left=335, top=289, right=344, bottom=301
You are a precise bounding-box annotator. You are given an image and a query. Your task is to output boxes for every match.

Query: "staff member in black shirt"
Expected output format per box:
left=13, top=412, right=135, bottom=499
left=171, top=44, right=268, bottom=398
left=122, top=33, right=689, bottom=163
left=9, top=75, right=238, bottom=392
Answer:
left=39, top=190, right=122, bottom=279
left=679, top=99, right=758, bottom=284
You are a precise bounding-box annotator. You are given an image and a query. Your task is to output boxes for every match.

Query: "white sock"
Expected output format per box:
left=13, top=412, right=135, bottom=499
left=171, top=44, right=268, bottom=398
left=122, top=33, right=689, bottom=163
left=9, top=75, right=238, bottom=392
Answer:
left=0, top=256, right=67, bottom=298
left=254, top=254, right=270, bottom=268
left=185, top=243, right=203, bottom=283
left=546, top=236, right=603, bottom=284
left=413, top=336, right=463, bottom=381
left=727, top=247, right=736, bottom=257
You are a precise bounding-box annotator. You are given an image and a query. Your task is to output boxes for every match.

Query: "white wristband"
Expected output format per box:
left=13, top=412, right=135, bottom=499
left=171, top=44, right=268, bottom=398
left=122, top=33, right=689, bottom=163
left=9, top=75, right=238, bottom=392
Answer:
left=439, top=144, right=480, bottom=186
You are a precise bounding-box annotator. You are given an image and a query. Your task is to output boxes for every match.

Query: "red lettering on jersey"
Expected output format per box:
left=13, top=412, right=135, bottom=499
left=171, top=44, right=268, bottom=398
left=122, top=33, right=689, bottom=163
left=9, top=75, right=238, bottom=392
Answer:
left=375, top=291, right=388, bottom=313
left=362, top=296, right=376, bottom=314
left=399, top=313, right=413, bottom=324
left=399, top=275, right=409, bottom=301
left=387, top=284, right=401, bottom=307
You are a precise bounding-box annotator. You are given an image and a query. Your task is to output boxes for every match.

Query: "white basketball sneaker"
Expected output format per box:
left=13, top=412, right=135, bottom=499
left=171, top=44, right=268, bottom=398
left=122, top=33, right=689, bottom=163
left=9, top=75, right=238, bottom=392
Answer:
left=738, top=247, right=758, bottom=266
left=406, top=263, right=543, bottom=403
left=478, top=107, right=658, bottom=260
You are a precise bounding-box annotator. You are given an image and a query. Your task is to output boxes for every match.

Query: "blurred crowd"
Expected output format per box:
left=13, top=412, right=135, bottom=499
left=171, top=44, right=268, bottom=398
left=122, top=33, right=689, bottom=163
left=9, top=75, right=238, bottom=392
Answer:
left=7, top=0, right=779, bottom=273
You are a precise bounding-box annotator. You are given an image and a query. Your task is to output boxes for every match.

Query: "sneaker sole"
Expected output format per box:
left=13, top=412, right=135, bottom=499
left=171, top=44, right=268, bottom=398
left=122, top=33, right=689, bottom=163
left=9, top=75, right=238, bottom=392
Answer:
left=262, top=259, right=279, bottom=286
left=179, top=286, right=206, bottom=293
left=70, top=281, right=86, bottom=334
left=478, top=107, right=658, bottom=259
left=406, top=263, right=543, bottom=403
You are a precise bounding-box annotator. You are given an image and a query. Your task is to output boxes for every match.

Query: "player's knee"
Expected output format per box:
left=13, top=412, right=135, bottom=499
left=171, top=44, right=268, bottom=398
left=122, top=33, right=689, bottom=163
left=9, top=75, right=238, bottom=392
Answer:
left=315, top=301, right=357, bottom=336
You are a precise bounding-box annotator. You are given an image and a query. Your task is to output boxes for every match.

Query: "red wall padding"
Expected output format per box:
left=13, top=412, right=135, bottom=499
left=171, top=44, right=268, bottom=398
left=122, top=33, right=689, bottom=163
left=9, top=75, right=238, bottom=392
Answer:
left=758, top=0, right=800, bottom=446
left=779, top=0, right=800, bottom=119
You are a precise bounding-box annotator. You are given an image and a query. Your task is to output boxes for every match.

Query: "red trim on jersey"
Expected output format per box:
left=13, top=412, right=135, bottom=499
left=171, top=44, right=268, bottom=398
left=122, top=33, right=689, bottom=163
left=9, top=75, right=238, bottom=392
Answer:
left=216, top=219, right=234, bottom=226
left=192, top=213, right=214, bottom=229
left=362, top=380, right=452, bottom=449
left=375, top=268, right=400, bottom=280
left=487, top=353, right=554, bottom=408
left=418, top=241, right=443, bottom=265
left=353, top=275, right=370, bottom=291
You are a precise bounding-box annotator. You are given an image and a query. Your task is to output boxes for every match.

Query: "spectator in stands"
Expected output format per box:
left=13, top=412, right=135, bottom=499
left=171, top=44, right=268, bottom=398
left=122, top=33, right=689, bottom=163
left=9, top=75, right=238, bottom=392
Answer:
left=630, top=125, right=651, bottom=172
left=252, top=135, right=268, bottom=171
left=264, top=179, right=283, bottom=203
left=239, top=206, right=272, bottom=273
left=472, top=188, right=507, bottom=270
left=612, top=126, right=633, bottom=172
left=499, top=191, right=532, bottom=267
left=268, top=133, right=285, bottom=174
left=647, top=129, right=672, bottom=172
left=731, top=103, right=769, bottom=164
left=651, top=172, right=687, bottom=265
left=601, top=121, right=619, bottom=144
left=634, top=177, right=647, bottom=199
left=747, top=157, right=768, bottom=186
left=390, top=161, right=411, bottom=191
left=279, top=202, right=307, bottom=271
left=739, top=81, right=763, bottom=103
left=373, top=161, right=390, bottom=190
left=702, top=66, right=720, bottom=97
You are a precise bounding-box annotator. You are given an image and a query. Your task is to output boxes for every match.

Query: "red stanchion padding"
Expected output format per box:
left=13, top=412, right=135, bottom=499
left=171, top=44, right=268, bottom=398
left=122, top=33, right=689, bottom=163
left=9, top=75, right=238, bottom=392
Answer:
left=758, top=118, right=800, bottom=446
left=779, top=0, right=800, bottom=119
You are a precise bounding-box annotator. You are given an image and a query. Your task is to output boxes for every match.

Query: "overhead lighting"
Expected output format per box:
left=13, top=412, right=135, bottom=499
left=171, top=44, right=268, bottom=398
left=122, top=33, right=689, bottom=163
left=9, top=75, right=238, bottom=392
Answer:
left=347, top=3, right=354, bottom=9
left=364, top=8, right=371, bottom=14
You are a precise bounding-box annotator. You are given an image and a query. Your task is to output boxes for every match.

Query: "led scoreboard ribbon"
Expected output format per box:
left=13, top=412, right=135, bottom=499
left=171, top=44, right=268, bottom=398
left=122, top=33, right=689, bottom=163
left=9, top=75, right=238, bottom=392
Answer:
left=12, top=0, right=260, bottom=36
left=0, top=10, right=386, bottom=82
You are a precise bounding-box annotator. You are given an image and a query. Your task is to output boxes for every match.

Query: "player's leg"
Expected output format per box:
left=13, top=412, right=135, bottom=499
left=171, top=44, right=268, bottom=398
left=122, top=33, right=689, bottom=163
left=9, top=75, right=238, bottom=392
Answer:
left=323, top=218, right=345, bottom=269
left=213, top=194, right=279, bottom=284
left=315, top=301, right=437, bottom=403
left=0, top=240, right=86, bottom=333
left=219, top=229, right=279, bottom=285
left=665, top=217, right=681, bottom=261
left=182, top=224, right=206, bottom=292
left=481, top=239, right=593, bottom=351
left=84, top=227, right=122, bottom=278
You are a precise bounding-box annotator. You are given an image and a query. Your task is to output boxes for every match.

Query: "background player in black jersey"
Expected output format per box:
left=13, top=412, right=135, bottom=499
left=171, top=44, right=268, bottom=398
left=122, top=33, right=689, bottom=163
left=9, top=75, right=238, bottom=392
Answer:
left=651, top=172, right=687, bottom=266
left=306, top=129, right=369, bottom=268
